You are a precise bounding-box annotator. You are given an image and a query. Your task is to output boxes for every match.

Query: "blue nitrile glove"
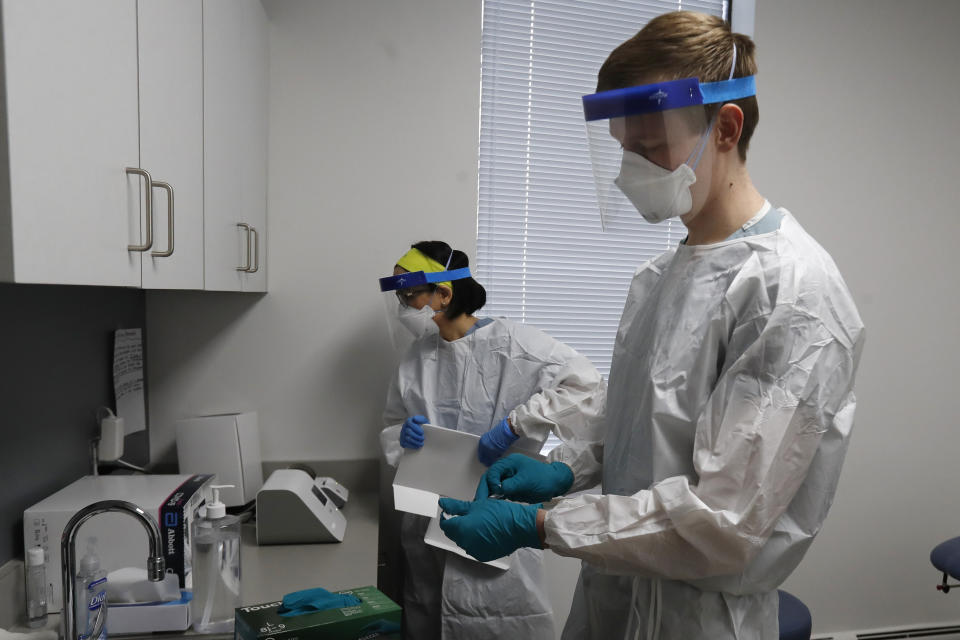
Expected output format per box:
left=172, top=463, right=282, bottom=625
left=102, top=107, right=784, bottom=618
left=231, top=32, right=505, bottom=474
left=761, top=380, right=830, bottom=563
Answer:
left=479, top=453, right=574, bottom=503
left=360, top=619, right=402, bottom=635
left=477, top=417, right=520, bottom=466
left=438, top=492, right=542, bottom=562
left=400, top=415, right=427, bottom=449
left=276, top=587, right=362, bottom=617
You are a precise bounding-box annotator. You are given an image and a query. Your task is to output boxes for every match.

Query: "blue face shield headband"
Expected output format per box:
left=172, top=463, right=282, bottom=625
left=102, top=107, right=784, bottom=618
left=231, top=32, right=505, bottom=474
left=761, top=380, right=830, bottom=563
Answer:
left=581, top=75, right=756, bottom=121
left=378, top=268, right=471, bottom=293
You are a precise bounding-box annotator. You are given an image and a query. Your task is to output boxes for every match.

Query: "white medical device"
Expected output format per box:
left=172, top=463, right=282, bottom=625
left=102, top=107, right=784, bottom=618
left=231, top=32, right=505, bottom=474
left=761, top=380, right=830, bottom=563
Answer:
left=316, top=476, right=349, bottom=508
left=24, top=474, right=212, bottom=612
left=255, top=469, right=346, bottom=544
left=278, top=464, right=349, bottom=507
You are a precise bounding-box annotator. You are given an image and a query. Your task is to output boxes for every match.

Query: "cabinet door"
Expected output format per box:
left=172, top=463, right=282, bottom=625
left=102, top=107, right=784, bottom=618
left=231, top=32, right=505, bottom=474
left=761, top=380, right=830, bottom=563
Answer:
left=2, top=0, right=141, bottom=286
left=138, top=0, right=204, bottom=290
left=203, top=0, right=268, bottom=292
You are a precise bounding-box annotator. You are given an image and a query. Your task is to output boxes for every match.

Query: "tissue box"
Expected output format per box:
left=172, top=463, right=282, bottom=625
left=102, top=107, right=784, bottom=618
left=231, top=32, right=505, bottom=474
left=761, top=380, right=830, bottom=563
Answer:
left=234, top=586, right=401, bottom=640
left=176, top=412, right=263, bottom=507
left=109, top=590, right=192, bottom=634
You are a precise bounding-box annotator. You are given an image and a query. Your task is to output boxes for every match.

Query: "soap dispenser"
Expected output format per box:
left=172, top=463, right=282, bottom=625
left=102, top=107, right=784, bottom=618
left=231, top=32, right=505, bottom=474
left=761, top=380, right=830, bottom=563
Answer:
left=191, top=485, right=241, bottom=633
left=75, top=537, right=107, bottom=640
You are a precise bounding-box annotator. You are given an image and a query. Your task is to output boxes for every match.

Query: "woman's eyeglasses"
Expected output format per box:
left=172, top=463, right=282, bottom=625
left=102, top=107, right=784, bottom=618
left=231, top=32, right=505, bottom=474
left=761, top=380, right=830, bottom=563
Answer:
left=396, top=286, right=433, bottom=305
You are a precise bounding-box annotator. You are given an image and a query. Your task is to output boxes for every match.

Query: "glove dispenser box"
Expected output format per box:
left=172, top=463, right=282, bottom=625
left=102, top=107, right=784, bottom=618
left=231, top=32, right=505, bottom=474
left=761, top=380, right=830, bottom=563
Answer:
left=176, top=412, right=263, bottom=507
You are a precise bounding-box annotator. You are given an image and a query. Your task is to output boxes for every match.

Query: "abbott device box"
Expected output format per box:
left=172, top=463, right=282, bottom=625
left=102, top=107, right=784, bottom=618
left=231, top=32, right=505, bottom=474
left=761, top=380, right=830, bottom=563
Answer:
left=24, top=473, right=212, bottom=612
left=235, top=586, right=402, bottom=640
left=176, top=412, right=263, bottom=507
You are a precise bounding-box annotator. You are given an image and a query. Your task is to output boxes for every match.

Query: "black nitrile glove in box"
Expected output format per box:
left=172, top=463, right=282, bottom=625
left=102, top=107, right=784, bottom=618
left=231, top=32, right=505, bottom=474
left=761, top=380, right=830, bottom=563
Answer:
left=234, top=586, right=401, bottom=640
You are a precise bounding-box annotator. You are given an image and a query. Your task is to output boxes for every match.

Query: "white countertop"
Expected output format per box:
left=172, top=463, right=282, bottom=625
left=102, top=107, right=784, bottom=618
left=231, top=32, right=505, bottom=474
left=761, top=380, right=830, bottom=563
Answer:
left=239, top=491, right=380, bottom=605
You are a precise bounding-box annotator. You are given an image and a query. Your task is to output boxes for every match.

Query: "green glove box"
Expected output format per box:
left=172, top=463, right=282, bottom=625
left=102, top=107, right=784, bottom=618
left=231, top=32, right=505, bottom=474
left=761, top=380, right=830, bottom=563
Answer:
left=234, top=586, right=402, bottom=640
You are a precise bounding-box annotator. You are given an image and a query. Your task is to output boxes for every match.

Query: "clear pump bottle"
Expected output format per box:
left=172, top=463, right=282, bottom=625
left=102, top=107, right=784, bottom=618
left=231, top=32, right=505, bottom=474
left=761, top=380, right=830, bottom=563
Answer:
left=191, top=485, right=241, bottom=634
left=25, top=546, right=48, bottom=628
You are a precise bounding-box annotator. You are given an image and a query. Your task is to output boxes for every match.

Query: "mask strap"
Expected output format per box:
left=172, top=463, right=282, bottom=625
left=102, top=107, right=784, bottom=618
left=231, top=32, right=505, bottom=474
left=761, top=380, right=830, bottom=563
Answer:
left=435, top=251, right=455, bottom=307
left=686, top=117, right=715, bottom=171
left=686, top=42, right=737, bottom=172
left=729, top=43, right=737, bottom=81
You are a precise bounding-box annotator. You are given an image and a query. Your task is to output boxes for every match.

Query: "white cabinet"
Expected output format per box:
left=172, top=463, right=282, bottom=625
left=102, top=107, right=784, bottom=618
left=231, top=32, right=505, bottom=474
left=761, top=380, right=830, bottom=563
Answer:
left=203, top=0, right=268, bottom=292
left=0, top=0, right=141, bottom=286
left=138, top=0, right=205, bottom=290
left=0, top=0, right=266, bottom=291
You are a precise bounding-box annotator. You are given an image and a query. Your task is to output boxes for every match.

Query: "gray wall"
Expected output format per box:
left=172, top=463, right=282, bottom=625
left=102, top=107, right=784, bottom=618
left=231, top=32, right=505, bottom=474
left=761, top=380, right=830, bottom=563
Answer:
left=753, top=0, right=960, bottom=633
left=0, top=284, right=146, bottom=565
left=145, top=0, right=482, bottom=464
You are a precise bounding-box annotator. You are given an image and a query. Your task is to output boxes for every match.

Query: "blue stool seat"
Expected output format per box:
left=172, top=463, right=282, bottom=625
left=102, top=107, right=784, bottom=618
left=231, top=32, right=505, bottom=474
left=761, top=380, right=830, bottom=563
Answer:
left=779, top=590, right=812, bottom=640
left=931, top=536, right=960, bottom=581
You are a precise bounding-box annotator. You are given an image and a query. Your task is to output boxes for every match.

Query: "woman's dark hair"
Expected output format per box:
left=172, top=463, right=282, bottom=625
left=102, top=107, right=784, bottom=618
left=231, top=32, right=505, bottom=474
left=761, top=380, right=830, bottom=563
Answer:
left=411, top=240, right=486, bottom=318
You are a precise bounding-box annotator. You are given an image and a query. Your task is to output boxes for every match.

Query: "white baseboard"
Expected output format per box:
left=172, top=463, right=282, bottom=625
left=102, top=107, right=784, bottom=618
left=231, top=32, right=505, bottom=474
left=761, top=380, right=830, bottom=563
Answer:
left=823, top=624, right=960, bottom=640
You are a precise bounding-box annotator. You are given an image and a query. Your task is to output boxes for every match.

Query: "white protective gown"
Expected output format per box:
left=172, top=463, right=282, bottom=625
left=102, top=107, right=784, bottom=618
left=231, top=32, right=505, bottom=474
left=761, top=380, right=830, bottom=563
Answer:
left=543, top=210, right=865, bottom=640
left=381, top=317, right=606, bottom=640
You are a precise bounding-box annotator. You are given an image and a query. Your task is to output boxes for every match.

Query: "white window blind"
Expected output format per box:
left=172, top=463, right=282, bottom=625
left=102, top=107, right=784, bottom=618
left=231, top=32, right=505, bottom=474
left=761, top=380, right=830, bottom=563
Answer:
left=477, top=0, right=728, bottom=378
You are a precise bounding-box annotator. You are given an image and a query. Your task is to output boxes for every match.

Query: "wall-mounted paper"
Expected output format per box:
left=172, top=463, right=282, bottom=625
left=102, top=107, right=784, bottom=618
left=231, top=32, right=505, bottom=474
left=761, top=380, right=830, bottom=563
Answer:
left=113, top=328, right=145, bottom=434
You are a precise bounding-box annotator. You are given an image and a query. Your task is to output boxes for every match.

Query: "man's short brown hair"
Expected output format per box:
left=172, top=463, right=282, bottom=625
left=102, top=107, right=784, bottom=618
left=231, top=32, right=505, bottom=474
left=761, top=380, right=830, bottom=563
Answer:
left=597, top=11, right=759, bottom=161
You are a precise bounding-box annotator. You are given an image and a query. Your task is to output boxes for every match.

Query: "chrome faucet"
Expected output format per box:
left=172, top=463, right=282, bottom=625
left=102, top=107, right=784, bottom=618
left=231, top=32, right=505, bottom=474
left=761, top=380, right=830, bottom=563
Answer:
left=61, top=500, right=165, bottom=640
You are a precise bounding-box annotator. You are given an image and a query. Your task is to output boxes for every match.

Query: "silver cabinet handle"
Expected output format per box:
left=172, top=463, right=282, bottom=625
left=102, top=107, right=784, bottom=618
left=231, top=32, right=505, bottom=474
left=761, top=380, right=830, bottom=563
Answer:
left=126, top=167, right=153, bottom=251
left=150, top=181, right=174, bottom=257
left=247, top=225, right=260, bottom=273
left=236, top=223, right=252, bottom=271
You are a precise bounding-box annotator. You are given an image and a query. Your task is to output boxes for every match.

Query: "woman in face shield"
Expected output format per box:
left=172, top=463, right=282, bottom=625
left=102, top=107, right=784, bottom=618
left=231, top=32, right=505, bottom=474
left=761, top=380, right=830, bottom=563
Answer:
left=378, top=240, right=606, bottom=640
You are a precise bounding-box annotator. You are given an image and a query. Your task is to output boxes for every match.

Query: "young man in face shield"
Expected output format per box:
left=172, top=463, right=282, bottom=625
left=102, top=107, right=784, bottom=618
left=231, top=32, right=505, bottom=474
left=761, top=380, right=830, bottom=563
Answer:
left=438, top=11, right=866, bottom=639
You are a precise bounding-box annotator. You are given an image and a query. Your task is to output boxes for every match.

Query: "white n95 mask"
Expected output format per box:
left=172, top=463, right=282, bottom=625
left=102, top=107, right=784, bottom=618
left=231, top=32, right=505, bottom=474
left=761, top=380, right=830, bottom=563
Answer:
left=613, top=120, right=714, bottom=224
left=396, top=303, right=438, bottom=338
left=614, top=150, right=698, bottom=224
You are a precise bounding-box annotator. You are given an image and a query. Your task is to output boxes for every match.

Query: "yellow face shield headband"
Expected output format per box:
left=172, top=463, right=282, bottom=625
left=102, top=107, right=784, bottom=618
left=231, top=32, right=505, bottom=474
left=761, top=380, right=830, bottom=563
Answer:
left=378, top=248, right=472, bottom=294
left=395, top=248, right=452, bottom=290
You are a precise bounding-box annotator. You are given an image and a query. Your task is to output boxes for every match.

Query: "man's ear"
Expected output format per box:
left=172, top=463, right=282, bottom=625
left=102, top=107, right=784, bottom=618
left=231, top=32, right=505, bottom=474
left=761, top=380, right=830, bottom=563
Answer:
left=715, top=103, right=744, bottom=153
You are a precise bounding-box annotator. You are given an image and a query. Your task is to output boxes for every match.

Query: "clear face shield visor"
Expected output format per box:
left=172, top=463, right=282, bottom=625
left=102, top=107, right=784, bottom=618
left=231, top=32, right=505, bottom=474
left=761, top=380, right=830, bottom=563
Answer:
left=582, top=75, right=756, bottom=230
left=378, top=267, right=471, bottom=352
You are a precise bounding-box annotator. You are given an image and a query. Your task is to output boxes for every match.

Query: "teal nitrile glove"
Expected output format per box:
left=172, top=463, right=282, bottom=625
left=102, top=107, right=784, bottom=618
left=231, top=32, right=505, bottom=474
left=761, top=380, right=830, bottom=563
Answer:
left=276, top=587, right=362, bottom=617
left=438, top=487, right=542, bottom=562
left=480, top=453, right=574, bottom=503
left=477, top=417, right=520, bottom=466
left=360, top=619, right=402, bottom=635
left=400, top=415, right=427, bottom=449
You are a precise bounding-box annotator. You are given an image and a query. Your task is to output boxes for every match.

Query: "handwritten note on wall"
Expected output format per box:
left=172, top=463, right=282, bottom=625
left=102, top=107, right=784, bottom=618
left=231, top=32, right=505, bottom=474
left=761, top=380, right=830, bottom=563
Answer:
left=113, top=328, right=146, bottom=434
